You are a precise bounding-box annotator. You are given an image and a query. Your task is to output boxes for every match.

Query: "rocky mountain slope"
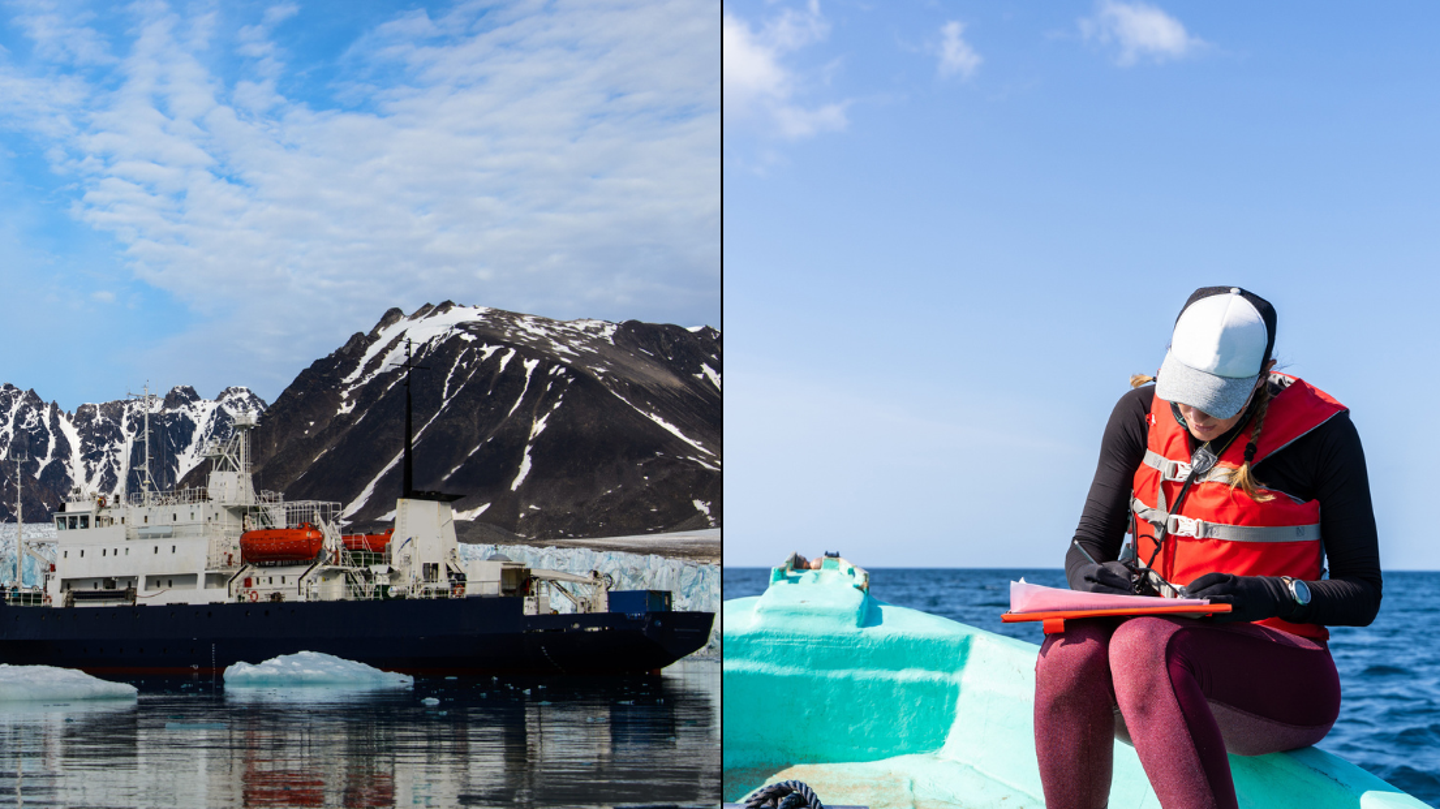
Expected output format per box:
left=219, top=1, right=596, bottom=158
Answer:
left=0, top=303, right=721, bottom=543
left=241, top=302, right=722, bottom=539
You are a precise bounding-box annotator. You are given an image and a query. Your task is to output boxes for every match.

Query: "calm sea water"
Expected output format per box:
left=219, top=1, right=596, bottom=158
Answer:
left=0, top=659, right=719, bottom=808
left=723, top=568, right=1440, bottom=806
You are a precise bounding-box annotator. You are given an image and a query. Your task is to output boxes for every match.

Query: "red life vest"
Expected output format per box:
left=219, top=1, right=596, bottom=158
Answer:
left=1130, top=373, right=1346, bottom=640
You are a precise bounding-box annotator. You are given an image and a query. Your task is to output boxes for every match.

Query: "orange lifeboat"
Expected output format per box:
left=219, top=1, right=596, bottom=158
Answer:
left=240, top=523, right=324, bottom=564
left=342, top=528, right=394, bottom=553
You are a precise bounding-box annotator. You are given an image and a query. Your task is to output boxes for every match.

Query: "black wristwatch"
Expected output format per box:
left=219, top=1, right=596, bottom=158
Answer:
left=1281, top=576, right=1312, bottom=612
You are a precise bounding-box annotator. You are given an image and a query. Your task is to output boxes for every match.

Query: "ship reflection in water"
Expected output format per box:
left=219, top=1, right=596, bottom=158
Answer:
left=0, top=659, right=719, bottom=808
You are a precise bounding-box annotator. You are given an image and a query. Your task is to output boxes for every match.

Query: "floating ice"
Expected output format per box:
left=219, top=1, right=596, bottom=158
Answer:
left=224, top=652, right=413, bottom=689
left=0, top=664, right=138, bottom=702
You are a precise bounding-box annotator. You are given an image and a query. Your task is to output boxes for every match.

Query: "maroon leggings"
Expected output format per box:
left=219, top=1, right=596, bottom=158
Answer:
left=1033, top=617, right=1340, bottom=809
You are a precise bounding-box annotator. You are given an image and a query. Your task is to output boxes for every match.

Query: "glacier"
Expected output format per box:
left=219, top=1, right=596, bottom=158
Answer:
left=0, top=523, right=57, bottom=587
left=456, top=542, right=720, bottom=656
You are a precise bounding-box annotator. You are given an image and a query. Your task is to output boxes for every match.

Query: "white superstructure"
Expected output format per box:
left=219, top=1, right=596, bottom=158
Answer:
left=16, top=413, right=609, bottom=614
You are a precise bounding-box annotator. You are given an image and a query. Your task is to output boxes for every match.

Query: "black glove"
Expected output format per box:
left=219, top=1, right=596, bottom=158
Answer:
left=1186, top=572, right=1292, bottom=623
left=1074, top=561, right=1136, bottom=595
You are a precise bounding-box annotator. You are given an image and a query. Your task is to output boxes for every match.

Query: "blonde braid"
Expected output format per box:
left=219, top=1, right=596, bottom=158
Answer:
left=1130, top=374, right=1156, bottom=388
left=1227, top=382, right=1275, bottom=502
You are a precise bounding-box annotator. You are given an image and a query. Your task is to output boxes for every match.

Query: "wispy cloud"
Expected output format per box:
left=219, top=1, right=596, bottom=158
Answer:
left=8, top=0, right=117, bottom=67
left=937, top=20, right=982, bottom=79
left=722, top=1, right=847, bottom=140
left=0, top=1, right=719, bottom=400
left=1079, top=0, right=1204, bottom=66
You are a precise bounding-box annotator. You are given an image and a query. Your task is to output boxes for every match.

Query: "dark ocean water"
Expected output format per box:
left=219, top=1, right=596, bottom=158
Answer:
left=723, top=568, right=1440, bottom=806
left=0, top=659, right=719, bottom=808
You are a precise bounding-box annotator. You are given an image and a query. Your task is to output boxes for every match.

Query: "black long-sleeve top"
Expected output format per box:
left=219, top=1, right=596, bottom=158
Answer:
left=1066, top=383, right=1382, bottom=628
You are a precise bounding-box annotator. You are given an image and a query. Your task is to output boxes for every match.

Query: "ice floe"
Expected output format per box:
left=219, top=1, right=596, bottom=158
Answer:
left=224, top=651, right=413, bottom=689
left=0, top=664, right=137, bottom=702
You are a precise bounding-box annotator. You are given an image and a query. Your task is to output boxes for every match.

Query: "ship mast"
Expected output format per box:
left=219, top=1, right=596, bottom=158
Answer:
left=7, top=449, right=22, bottom=587
left=394, top=339, right=429, bottom=498
left=128, top=383, right=157, bottom=504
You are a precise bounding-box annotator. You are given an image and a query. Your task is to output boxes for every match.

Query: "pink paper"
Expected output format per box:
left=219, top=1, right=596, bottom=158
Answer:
left=1009, top=579, right=1211, bottom=614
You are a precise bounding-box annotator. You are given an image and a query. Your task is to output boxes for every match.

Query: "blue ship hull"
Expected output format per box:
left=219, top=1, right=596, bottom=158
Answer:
left=0, top=598, right=714, bottom=678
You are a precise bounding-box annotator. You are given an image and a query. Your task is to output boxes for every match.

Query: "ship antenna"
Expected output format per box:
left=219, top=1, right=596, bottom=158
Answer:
left=392, top=339, right=430, bottom=498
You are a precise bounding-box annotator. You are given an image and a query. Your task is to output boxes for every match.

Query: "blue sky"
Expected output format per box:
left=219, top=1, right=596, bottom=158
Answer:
left=0, top=0, right=719, bottom=409
left=724, top=1, right=1440, bottom=570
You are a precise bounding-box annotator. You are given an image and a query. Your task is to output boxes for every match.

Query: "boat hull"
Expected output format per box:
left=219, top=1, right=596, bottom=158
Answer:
left=724, top=563, right=1429, bottom=808
left=0, top=598, right=713, bottom=678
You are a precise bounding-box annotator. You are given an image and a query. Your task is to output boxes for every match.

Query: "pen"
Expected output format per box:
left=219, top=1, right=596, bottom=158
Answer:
left=1071, top=539, right=1100, bottom=566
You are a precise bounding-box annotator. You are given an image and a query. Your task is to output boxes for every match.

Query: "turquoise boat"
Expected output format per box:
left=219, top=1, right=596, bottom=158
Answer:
left=723, top=558, right=1430, bottom=808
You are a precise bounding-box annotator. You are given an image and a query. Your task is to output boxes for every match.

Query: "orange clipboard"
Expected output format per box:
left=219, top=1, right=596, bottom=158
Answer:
left=1001, top=603, right=1232, bottom=635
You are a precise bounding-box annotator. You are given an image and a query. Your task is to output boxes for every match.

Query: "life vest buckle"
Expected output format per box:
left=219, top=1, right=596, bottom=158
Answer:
left=1165, top=460, right=1193, bottom=482
left=1166, top=514, right=1204, bottom=538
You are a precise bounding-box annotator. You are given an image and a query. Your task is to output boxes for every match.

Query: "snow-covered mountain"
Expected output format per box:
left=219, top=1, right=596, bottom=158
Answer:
left=0, top=385, right=266, bottom=518
left=1, top=303, right=721, bottom=540
left=243, top=302, right=722, bottom=539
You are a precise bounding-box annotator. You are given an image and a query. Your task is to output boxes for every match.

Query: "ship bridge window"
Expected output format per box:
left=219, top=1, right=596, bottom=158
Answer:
left=79, top=516, right=89, bottom=529
left=56, top=518, right=66, bottom=531
left=68, top=517, right=78, bottom=530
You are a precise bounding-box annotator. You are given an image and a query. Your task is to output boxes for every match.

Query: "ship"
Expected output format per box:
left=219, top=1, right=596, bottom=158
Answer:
left=0, top=362, right=714, bottom=679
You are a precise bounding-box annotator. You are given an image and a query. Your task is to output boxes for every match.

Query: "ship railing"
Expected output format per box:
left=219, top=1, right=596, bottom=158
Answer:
left=280, top=500, right=343, bottom=530
left=2, top=586, right=47, bottom=607
left=124, top=487, right=212, bottom=507
left=292, top=580, right=553, bottom=602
